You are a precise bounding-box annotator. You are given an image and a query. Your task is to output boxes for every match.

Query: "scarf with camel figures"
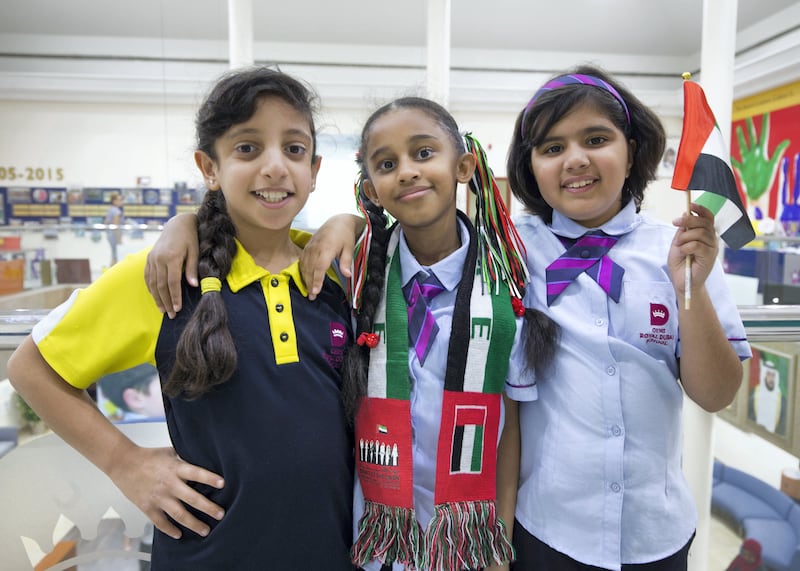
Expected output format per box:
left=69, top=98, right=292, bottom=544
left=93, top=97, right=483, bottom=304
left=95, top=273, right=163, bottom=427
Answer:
left=351, top=212, right=516, bottom=571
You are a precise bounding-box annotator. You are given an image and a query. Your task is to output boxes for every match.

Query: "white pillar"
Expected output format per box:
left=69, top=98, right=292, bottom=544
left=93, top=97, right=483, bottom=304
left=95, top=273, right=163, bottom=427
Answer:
left=227, top=0, right=254, bottom=69
left=685, top=4, right=738, bottom=570
left=426, top=0, right=451, bottom=107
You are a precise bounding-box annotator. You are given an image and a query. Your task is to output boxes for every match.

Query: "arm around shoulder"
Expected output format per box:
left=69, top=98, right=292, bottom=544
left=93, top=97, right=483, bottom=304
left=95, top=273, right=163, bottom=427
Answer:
left=145, top=212, right=199, bottom=318
left=300, top=213, right=366, bottom=299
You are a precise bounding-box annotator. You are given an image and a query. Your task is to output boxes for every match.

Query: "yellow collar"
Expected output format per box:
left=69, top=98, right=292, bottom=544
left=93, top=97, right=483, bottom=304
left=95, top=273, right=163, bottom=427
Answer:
left=225, top=231, right=310, bottom=296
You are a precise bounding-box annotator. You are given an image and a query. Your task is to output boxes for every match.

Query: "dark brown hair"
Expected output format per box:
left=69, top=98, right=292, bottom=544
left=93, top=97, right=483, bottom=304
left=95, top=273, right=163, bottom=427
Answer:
left=342, top=96, right=558, bottom=420
left=507, top=64, right=666, bottom=223
left=163, top=67, right=318, bottom=398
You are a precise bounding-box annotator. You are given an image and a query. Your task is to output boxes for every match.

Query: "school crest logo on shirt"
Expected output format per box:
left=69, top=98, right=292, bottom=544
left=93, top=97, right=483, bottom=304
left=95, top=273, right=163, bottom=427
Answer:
left=650, top=303, right=669, bottom=326
left=330, top=322, right=347, bottom=347
left=322, top=321, right=347, bottom=368
left=639, top=302, right=675, bottom=346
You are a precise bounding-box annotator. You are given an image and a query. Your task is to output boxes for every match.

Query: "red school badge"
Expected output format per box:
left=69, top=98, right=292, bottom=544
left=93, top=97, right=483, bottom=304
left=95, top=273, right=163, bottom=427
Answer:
left=355, top=397, right=414, bottom=509
left=434, top=390, right=500, bottom=504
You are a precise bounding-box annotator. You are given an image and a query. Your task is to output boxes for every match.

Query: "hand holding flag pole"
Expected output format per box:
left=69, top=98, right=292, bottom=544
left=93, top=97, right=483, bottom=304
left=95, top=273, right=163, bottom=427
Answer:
left=671, top=72, right=756, bottom=310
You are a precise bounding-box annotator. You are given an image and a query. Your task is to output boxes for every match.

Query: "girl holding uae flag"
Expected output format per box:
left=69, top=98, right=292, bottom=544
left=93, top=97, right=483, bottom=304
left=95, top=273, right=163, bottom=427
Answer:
left=503, top=65, right=751, bottom=570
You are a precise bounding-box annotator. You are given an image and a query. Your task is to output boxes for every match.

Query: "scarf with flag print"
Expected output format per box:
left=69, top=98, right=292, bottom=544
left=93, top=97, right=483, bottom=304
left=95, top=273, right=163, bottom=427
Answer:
left=351, top=211, right=516, bottom=571
left=671, top=77, right=755, bottom=250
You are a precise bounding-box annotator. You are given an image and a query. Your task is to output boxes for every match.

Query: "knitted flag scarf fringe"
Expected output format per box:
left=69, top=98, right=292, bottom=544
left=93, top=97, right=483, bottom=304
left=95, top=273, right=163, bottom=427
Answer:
left=351, top=211, right=516, bottom=570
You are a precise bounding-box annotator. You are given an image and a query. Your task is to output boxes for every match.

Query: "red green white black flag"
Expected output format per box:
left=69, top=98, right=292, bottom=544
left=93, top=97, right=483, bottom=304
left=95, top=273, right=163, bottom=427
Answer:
left=671, top=79, right=755, bottom=250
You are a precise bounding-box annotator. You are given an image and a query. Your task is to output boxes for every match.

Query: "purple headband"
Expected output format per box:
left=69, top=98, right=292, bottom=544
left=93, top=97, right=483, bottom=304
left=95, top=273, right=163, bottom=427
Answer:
left=520, top=73, right=631, bottom=137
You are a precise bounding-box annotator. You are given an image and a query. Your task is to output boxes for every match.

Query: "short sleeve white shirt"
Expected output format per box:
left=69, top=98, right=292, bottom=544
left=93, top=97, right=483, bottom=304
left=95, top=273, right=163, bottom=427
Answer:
left=513, top=201, right=751, bottom=570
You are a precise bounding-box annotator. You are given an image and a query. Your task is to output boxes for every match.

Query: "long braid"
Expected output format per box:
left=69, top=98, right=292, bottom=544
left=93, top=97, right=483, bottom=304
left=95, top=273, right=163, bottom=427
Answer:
left=465, top=133, right=560, bottom=378
left=341, top=177, right=391, bottom=422
left=163, top=190, right=238, bottom=398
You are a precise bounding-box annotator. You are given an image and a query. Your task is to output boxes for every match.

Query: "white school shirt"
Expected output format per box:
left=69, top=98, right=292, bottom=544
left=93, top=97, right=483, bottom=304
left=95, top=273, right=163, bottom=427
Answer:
left=355, top=218, right=536, bottom=571
left=513, top=201, right=751, bottom=570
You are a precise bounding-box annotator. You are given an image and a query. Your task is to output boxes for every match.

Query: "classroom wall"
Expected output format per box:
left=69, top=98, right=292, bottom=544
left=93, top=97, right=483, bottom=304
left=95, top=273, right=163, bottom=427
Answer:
left=0, top=96, right=692, bottom=282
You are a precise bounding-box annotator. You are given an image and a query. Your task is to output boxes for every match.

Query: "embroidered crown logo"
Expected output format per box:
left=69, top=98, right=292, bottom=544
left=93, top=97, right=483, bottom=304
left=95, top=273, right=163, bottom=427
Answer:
left=650, top=303, right=669, bottom=326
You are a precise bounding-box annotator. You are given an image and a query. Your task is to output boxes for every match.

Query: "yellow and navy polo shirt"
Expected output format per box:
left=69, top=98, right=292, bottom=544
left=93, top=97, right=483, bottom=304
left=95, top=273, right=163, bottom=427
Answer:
left=33, top=231, right=355, bottom=570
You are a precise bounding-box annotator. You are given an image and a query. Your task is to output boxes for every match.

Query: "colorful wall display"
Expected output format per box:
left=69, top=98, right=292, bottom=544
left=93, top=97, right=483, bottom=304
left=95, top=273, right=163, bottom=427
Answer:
left=731, top=80, right=800, bottom=236
left=0, top=186, right=202, bottom=227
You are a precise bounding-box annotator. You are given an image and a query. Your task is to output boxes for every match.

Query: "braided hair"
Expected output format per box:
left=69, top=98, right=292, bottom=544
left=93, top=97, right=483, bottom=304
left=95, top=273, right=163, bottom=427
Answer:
left=341, top=96, right=559, bottom=420
left=163, top=67, right=318, bottom=398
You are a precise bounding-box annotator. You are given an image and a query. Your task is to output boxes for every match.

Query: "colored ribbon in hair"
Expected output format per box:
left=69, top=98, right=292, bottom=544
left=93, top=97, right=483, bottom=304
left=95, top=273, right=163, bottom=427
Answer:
left=463, top=133, right=529, bottom=301
left=520, top=73, right=631, bottom=137
left=200, top=276, right=222, bottom=294
left=351, top=172, right=372, bottom=310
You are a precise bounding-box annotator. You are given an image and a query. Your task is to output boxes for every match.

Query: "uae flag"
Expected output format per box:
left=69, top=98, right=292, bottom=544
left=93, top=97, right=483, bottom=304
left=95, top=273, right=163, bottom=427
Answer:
left=671, top=79, right=755, bottom=249
left=450, top=405, right=487, bottom=474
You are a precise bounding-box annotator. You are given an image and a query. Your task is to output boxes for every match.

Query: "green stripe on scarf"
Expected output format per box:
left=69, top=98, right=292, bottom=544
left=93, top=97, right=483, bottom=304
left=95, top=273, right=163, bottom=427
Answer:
left=386, top=253, right=410, bottom=400
left=484, top=280, right=514, bottom=393
left=353, top=212, right=517, bottom=570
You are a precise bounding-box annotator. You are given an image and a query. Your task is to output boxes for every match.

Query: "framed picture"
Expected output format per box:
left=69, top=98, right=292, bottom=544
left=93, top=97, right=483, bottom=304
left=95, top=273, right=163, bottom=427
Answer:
left=744, top=343, right=796, bottom=448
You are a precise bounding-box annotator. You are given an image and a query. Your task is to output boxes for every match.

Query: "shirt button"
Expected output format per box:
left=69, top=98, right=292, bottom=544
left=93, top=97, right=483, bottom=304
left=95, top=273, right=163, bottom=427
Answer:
left=275, top=303, right=284, bottom=312
left=270, top=277, right=279, bottom=287
left=610, top=482, right=621, bottom=493
left=595, top=318, right=605, bottom=326
left=611, top=425, right=622, bottom=436
left=280, top=332, right=289, bottom=342
left=606, top=365, right=616, bottom=376
left=580, top=249, right=590, bottom=258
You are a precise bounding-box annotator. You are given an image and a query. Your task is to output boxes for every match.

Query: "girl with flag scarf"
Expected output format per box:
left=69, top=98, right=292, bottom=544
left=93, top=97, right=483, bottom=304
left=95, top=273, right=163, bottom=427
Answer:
left=144, top=96, right=559, bottom=570
left=340, top=97, right=557, bottom=571
left=502, top=64, right=750, bottom=570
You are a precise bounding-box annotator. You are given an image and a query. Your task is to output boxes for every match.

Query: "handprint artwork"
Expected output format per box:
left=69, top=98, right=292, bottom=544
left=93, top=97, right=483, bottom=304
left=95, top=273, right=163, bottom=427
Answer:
left=731, top=113, right=790, bottom=221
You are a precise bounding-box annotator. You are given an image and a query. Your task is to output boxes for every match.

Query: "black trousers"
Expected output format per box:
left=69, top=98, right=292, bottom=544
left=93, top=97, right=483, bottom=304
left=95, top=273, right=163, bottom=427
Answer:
left=511, top=519, right=694, bottom=571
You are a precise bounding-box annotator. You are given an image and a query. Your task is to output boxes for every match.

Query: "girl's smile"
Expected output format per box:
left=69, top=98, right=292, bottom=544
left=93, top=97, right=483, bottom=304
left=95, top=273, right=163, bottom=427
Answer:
left=397, top=184, right=433, bottom=201
left=530, top=101, right=634, bottom=228
left=196, top=95, right=319, bottom=254
left=361, top=107, right=474, bottom=264
left=253, top=188, right=293, bottom=205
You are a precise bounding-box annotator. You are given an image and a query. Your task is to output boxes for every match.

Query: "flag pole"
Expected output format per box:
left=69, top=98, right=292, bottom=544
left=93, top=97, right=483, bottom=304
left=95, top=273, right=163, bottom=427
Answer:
left=685, top=188, right=692, bottom=310
left=682, top=72, right=692, bottom=310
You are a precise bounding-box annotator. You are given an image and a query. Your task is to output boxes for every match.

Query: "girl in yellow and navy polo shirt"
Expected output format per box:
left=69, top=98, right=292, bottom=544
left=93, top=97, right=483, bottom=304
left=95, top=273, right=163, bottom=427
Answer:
left=7, top=67, right=354, bottom=570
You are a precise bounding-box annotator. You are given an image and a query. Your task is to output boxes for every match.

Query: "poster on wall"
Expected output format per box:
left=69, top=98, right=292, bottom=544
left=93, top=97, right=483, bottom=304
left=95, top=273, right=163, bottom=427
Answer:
left=95, top=364, right=165, bottom=424
left=745, top=343, right=796, bottom=449
left=731, top=80, right=800, bottom=237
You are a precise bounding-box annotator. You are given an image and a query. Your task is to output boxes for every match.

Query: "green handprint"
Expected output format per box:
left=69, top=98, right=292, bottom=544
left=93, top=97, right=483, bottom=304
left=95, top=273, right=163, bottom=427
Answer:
left=731, top=112, right=790, bottom=202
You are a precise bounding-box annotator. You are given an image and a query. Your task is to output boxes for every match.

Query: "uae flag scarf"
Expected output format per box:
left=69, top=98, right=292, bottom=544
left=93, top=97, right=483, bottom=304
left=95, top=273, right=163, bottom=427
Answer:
left=671, top=77, right=755, bottom=249
left=351, top=211, right=516, bottom=571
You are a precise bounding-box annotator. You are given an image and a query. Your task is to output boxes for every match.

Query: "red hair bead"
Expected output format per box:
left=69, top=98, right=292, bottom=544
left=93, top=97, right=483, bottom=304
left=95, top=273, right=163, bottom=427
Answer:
left=511, top=297, right=525, bottom=317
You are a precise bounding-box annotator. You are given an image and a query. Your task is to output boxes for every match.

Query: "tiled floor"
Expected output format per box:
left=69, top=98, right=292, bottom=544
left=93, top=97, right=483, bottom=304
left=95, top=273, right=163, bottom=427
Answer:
left=708, top=515, right=743, bottom=569
left=8, top=427, right=757, bottom=570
